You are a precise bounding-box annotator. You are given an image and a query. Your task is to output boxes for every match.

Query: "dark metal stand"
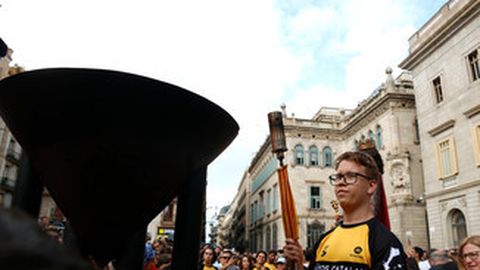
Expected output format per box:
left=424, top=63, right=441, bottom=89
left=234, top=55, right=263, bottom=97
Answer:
left=12, top=153, right=43, bottom=217
left=113, top=227, right=146, bottom=270
left=172, top=167, right=207, bottom=270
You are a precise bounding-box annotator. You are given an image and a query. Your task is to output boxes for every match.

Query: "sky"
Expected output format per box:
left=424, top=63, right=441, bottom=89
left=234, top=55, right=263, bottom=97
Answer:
left=0, top=0, right=447, bottom=225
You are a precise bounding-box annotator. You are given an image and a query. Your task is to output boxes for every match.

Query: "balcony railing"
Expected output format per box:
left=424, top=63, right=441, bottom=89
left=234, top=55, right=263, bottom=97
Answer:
left=6, top=148, right=21, bottom=164
left=0, top=176, right=16, bottom=191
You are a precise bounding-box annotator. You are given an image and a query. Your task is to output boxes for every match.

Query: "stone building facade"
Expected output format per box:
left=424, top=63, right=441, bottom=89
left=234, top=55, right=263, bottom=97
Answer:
left=400, top=0, right=480, bottom=249
left=0, top=45, right=22, bottom=208
left=229, top=69, right=428, bottom=252
left=217, top=171, right=249, bottom=251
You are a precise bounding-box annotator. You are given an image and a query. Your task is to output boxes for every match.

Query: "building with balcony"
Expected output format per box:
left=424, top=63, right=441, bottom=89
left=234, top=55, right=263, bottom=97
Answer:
left=0, top=41, right=20, bottom=208
left=215, top=205, right=230, bottom=247
left=399, top=0, right=480, bottom=249
left=215, top=176, right=249, bottom=252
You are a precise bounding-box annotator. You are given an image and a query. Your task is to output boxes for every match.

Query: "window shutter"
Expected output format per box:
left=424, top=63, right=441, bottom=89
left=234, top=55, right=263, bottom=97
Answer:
left=450, top=137, right=458, bottom=175
left=435, top=142, right=443, bottom=179
left=474, top=126, right=480, bottom=166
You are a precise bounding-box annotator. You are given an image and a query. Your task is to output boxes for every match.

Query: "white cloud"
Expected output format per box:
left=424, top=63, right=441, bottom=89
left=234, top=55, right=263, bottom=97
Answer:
left=283, top=0, right=419, bottom=119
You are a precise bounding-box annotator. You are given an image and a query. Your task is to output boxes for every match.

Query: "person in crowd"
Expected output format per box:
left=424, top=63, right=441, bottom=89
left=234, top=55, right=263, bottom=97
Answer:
left=144, top=254, right=158, bottom=270
left=239, top=254, right=255, bottom=270
left=264, top=250, right=277, bottom=270
left=144, top=233, right=155, bottom=264
left=253, top=251, right=270, bottom=270
left=156, top=253, right=172, bottom=270
left=39, top=216, right=50, bottom=232
left=283, top=151, right=407, bottom=270
left=406, top=256, right=420, bottom=270
left=275, top=257, right=286, bottom=270
left=200, top=245, right=218, bottom=270
left=459, top=235, right=480, bottom=270
left=408, top=246, right=431, bottom=270
left=219, top=249, right=240, bottom=270
left=429, top=249, right=458, bottom=270
left=213, top=245, right=224, bottom=269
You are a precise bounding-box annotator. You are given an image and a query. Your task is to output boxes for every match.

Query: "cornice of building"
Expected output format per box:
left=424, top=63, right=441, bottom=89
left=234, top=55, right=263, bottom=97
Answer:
left=341, top=91, right=416, bottom=137
left=399, top=0, right=480, bottom=69
left=247, top=136, right=271, bottom=174
left=425, top=178, right=480, bottom=199
left=464, top=104, right=480, bottom=118
left=282, top=90, right=415, bottom=139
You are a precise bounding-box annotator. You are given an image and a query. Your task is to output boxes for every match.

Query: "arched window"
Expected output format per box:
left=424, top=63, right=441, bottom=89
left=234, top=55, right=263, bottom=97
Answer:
left=257, top=230, right=263, bottom=251
left=450, top=209, right=467, bottom=247
left=266, top=226, right=271, bottom=251
left=354, top=139, right=359, bottom=150
left=368, top=130, right=374, bottom=141
left=309, top=145, right=319, bottom=166
left=307, top=221, right=325, bottom=248
left=272, top=223, right=278, bottom=251
left=250, top=231, right=256, bottom=251
left=376, top=125, right=383, bottom=149
left=323, top=147, right=332, bottom=167
left=295, top=144, right=304, bottom=165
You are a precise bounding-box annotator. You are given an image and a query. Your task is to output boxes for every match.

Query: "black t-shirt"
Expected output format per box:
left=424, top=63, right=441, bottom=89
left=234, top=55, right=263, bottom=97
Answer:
left=308, top=218, right=407, bottom=270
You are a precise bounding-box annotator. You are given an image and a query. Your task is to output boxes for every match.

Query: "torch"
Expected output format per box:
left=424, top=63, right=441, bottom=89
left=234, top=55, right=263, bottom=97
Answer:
left=267, top=111, right=298, bottom=241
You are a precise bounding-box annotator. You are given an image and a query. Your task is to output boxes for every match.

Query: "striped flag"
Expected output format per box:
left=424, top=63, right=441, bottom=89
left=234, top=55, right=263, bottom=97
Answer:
left=277, top=165, right=298, bottom=240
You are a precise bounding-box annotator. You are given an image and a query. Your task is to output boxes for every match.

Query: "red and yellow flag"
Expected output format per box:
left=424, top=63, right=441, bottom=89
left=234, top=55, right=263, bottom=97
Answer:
left=277, top=165, right=298, bottom=240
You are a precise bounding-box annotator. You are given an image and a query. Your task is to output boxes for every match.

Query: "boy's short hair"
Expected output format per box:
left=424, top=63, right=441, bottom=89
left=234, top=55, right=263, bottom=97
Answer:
left=335, top=151, right=379, bottom=179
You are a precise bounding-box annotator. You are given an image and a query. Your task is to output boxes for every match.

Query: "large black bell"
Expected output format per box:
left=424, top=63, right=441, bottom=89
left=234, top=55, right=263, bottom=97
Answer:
left=0, top=68, right=239, bottom=269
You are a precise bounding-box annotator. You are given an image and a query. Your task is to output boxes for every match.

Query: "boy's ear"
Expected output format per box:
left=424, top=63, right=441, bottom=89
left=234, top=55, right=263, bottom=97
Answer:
left=367, top=179, right=377, bottom=196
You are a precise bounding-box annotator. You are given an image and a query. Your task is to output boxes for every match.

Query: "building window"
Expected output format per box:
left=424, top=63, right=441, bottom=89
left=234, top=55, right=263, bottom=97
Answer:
left=414, top=119, right=420, bottom=144
left=253, top=201, right=258, bottom=222
left=295, top=144, right=304, bottom=165
left=250, top=232, right=256, bottom=251
left=309, top=186, right=322, bottom=209
left=250, top=204, right=254, bottom=223
left=435, top=137, right=458, bottom=179
left=468, top=50, right=480, bottom=81
left=272, top=185, right=278, bottom=211
left=368, top=130, right=374, bottom=141
left=376, top=125, right=383, bottom=149
left=266, top=189, right=271, bottom=215
left=307, top=221, right=325, bottom=248
left=323, top=147, right=332, bottom=167
left=259, top=193, right=265, bottom=220
left=272, top=223, right=278, bottom=251
left=450, top=209, right=467, bottom=247
left=163, top=202, right=175, bottom=222
left=474, top=125, right=480, bottom=166
left=433, top=76, right=444, bottom=103
left=354, top=139, right=359, bottom=150
left=309, top=145, right=319, bottom=166
left=266, top=226, right=271, bottom=251
left=257, top=231, right=263, bottom=251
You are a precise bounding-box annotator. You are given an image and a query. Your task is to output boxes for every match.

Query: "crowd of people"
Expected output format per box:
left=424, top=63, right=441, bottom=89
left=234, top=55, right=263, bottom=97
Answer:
left=143, top=235, right=173, bottom=270
left=198, top=246, right=287, bottom=270
left=194, top=235, right=480, bottom=270
left=196, top=149, right=480, bottom=270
